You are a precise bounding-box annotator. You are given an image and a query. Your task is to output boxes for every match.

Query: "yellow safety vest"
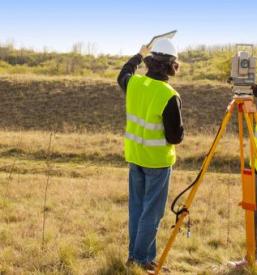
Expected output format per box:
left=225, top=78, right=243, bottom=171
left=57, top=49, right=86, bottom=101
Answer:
left=124, top=74, right=179, bottom=168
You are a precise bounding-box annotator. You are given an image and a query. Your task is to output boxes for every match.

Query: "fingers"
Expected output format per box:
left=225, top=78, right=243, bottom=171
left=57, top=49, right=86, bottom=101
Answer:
left=139, top=45, right=150, bottom=58
left=252, top=84, right=257, bottom=97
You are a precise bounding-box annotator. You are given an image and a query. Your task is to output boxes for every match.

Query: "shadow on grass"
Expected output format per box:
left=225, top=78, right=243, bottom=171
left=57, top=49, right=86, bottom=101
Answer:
left=223, top=268, right=254, bottom=275
left=97, top=253, right=144, bottom=275
left=0, top=147, right=242, bottom=173
left=218, top=264, right=257, bottom=275
left=175, top=155, right=240, bottom=174
left=0, top=147, right=125, bottom=166
left=97, top=258, right=127, bottom=275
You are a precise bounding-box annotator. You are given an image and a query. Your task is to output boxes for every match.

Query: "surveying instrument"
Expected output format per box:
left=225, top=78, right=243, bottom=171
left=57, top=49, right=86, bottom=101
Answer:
left=153, top=44, right=257, bottom=274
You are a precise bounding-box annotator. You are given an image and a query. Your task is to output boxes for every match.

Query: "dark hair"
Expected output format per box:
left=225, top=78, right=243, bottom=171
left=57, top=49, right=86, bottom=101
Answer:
left=144, top=55, right=178, bottom=77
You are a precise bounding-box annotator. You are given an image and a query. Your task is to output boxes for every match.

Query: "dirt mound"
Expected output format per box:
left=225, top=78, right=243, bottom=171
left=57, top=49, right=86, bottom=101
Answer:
left=0, top=76, right=236, bottom=133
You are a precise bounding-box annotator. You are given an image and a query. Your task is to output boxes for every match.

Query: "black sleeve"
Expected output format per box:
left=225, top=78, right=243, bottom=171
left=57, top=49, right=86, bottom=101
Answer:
left=117, top=54, right=143, bottom=92
left=162, top=95, right=184, bottom=144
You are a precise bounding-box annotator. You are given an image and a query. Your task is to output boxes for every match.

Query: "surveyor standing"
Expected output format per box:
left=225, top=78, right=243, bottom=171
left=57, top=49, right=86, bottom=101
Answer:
left=117, top=39, right=184, bottom=272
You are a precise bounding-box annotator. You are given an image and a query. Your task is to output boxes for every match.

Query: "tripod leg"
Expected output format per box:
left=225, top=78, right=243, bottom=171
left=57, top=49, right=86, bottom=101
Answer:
left=238, top=106, right=245, bottom=172
left=254, top=112, right=257, bottom=126
left=154, top=100, right=235, bottom=275
left=243, top=110, right=257, bottom=158
left=242, top=108, right=256, bottom=264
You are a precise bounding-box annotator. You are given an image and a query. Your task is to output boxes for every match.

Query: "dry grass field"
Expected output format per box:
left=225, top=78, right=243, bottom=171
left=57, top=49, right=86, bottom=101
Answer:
left=0, top=75, right=256, bottom=274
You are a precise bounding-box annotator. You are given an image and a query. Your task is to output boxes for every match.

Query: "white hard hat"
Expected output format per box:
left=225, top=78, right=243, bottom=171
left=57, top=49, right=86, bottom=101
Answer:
left=151, top=39, right=178, bottom=58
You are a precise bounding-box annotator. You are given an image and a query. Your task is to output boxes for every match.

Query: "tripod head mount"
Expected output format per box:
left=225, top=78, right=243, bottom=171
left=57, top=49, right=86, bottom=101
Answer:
left=230, top=44, right=256, bottom=97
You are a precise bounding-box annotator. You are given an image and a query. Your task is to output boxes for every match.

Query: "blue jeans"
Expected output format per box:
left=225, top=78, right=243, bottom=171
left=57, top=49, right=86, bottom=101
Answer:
left=128, top=163, right=171, bottom=264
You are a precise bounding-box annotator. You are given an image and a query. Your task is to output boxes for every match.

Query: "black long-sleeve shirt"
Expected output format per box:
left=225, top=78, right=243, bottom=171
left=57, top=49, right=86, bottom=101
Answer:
left=117, top=54, right=184, bottom=144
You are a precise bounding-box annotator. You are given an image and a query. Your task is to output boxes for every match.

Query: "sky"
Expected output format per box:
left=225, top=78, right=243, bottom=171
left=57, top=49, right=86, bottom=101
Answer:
left=0, top=0, right=257, bottom=55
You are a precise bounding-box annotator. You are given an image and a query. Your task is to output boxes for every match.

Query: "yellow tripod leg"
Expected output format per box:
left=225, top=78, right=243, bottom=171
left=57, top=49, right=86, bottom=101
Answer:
left=238, top=104, right=256, bottom=263
left=254, top=112, right=257, bottom=126
left=238, top=104, right=254, bottom=264
left=243, top=110, right=257, bottom=159
left=238, top=106, right=244, bottom=172
left=242, top=105, right=257, bottom=264
left=154, top=100, right=235, bottom=275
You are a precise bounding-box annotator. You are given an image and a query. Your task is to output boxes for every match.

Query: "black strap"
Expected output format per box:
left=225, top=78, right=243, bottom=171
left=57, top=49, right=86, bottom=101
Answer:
left=170, top=115, right=225, bottom=226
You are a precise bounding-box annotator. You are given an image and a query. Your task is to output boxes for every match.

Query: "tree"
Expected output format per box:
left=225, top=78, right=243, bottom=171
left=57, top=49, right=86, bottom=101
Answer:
left=72, top=42, right=84, bottom=54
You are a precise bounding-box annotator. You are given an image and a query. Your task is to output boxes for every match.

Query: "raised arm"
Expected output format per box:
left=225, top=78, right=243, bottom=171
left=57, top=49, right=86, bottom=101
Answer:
left=117, top=46, right=149, bottom=92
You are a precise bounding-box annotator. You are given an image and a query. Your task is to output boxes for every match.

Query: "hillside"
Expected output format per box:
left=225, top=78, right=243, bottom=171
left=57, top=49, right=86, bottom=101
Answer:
left=0, top=75, right=236, bottom=134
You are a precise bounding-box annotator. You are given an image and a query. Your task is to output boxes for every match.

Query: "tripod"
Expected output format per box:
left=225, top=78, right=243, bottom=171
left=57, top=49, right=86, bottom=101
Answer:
left=154, top=96, right=257, bottom=275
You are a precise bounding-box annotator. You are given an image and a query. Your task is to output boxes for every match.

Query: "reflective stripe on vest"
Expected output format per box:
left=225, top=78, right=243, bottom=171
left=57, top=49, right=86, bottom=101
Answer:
left=127, top=113, right=164, bottom=130
left=125, top=132, right=167, bottom=146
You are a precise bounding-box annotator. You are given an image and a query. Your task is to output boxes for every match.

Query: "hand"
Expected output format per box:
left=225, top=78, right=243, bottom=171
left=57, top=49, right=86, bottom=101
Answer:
left=252, top=84, right=257, bottom=97
left=139, top=45, right=150, bottom=58
left=227, top=77, right=233, bottom=84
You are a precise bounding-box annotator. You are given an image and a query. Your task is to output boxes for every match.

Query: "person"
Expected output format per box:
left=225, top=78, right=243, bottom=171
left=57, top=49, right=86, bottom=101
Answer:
left=117, top=39, right=184, bottom=273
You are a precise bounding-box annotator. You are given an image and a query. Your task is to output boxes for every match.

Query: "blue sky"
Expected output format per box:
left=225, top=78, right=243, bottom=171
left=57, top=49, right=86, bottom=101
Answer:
left=0, top=0, right=257, bottom=55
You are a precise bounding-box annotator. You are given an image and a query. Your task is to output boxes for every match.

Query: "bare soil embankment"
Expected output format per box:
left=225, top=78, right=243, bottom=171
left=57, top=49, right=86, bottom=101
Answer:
left=0, top=76, right=235, bottom=133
